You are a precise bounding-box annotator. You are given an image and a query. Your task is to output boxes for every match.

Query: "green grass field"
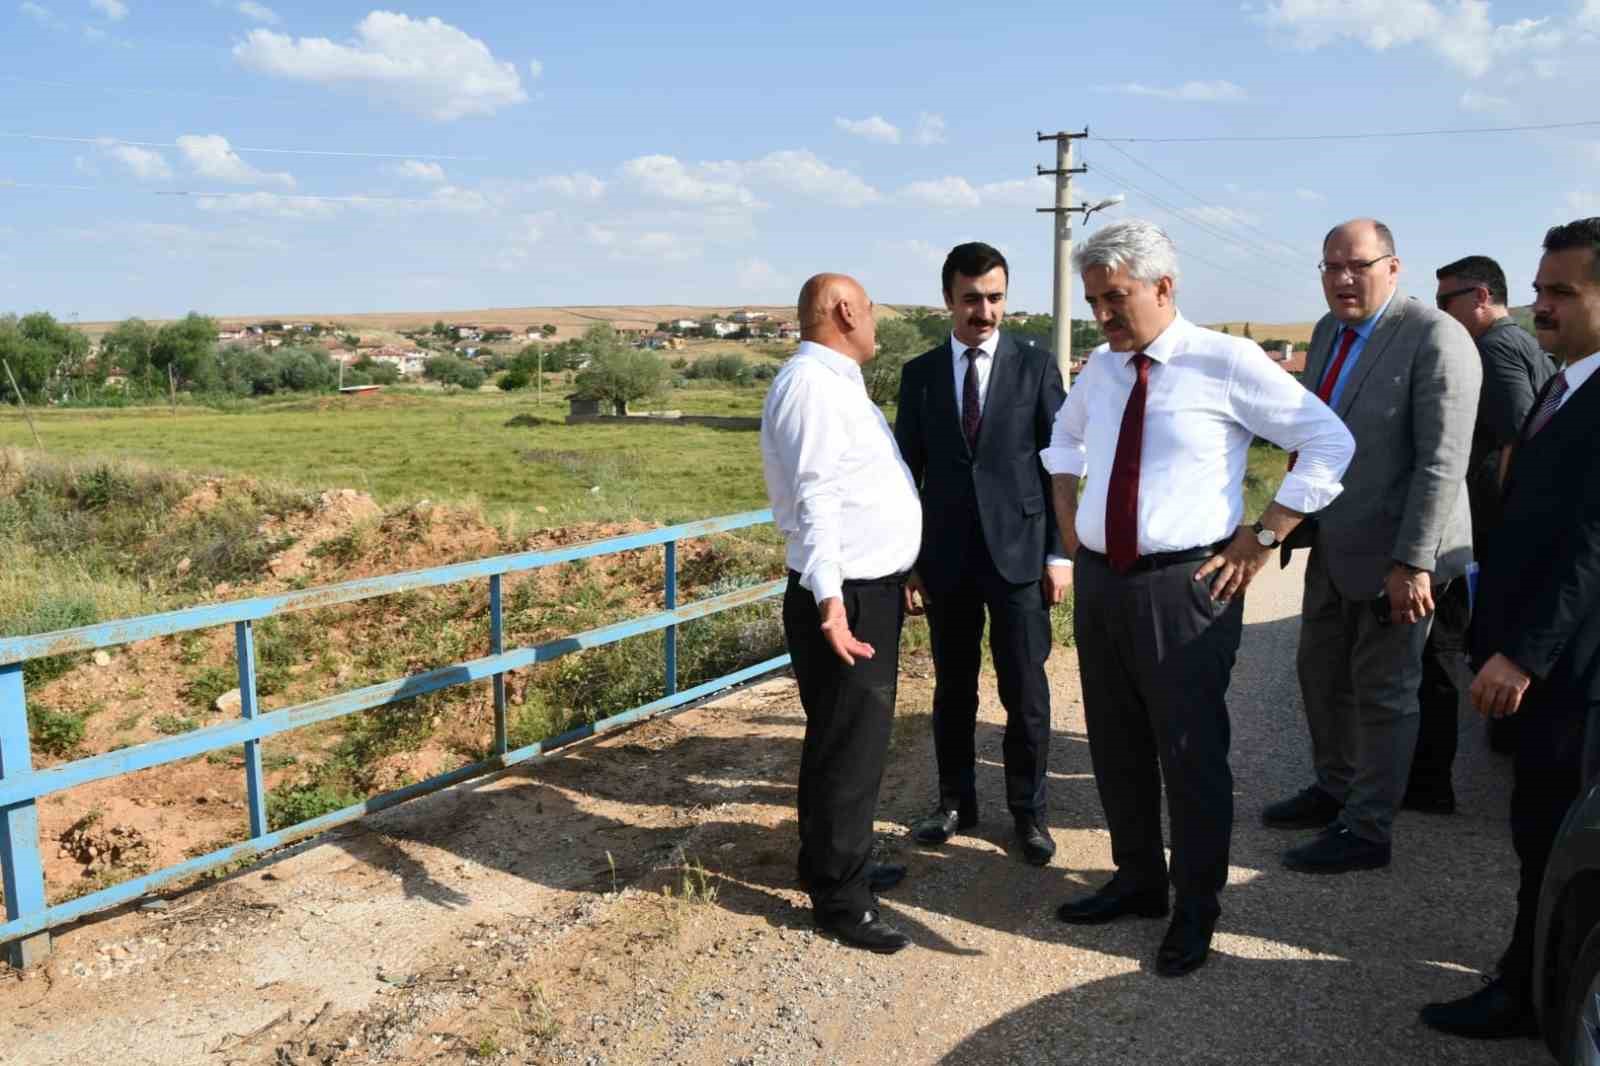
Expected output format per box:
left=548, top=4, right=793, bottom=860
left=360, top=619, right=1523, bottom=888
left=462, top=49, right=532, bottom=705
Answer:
left=0, top=385, right=1289, bottom=529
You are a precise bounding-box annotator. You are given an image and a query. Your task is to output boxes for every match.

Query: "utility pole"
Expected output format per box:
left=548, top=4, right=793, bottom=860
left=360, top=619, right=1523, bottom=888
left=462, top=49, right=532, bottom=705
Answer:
left=1037, top=128, right=1122, bottom=393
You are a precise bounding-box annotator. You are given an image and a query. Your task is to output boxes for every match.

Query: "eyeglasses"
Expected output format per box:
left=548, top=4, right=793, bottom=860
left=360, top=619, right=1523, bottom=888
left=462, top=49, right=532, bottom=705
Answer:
left=1317, top=254, right=1395, bottom=278
left=1435, top=287, right=1479, bottom=310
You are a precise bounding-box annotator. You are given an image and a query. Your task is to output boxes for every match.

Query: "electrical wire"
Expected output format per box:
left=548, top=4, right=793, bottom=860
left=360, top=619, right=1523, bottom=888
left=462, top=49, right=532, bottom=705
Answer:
left=1, top=179, right=448, bottom=204
left=1093, top=118, right=1600, bottom=144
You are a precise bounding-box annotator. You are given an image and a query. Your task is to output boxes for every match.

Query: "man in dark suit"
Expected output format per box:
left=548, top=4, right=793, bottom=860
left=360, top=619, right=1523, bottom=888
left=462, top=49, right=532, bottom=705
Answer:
left=1421, top=217, right=1600, bottom=1039
left=893, top=242, right=1067, bottom=866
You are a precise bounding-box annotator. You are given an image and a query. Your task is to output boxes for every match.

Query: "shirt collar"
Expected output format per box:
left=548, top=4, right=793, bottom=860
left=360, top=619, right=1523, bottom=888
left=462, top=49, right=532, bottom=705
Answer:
left=950, top=330, right=1001, bottom=360
left=1344, top=291, right=1396, bottom=342
left=1125, top=312, right=1189, bottom=366
left=1562, top=350, right=1600, bottom=395
left=794, top=340, right=863, bottom=382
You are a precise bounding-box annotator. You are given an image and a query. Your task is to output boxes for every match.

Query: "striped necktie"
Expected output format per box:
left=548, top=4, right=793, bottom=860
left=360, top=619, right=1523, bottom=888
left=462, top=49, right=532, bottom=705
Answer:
left=1524, top=370, right=1569, bottom=439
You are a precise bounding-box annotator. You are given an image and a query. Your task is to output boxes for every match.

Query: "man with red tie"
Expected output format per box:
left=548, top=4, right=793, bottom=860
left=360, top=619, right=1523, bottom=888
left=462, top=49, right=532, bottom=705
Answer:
left=1042, top=219, right=1353, bottom=976
left=1266, top=219, right=1481, bottom=875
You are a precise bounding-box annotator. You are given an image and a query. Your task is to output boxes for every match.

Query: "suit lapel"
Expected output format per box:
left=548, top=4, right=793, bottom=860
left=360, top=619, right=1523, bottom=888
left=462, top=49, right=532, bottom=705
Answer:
left=928, top=340, right=968, bottom=456
left=1304, top=319, right=1336, bottom=394
left=1334, top=297, right=1408, bottom=418
left=975, top=334, right=1017, bottom=454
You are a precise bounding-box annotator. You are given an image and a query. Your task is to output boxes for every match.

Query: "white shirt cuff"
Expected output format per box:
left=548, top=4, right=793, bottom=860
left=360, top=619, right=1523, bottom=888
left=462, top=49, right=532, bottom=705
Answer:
left=1039, top=447, right=1086, bottom=477
left=805, top=563, right=843, bottom=605
left=1273, top=474, right=1344, bottom=516
left=1046, top=555, right=1073, bottom=568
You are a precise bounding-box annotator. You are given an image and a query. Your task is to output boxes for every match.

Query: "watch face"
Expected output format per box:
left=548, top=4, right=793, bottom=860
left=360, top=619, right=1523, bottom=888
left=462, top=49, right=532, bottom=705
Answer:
left=1256, top=528, right=1276, bottom=547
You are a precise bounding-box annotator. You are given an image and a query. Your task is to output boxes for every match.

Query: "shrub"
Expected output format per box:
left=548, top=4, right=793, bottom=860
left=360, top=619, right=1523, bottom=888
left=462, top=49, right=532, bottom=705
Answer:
left=267, top=782, right=360, bottom=831
left=28, top=703, right=87, bottom=756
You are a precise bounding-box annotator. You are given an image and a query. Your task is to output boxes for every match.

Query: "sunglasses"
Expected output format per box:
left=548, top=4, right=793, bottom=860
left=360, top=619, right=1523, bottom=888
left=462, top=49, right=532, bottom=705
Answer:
left=1436, top=287, right=1480, bottom=310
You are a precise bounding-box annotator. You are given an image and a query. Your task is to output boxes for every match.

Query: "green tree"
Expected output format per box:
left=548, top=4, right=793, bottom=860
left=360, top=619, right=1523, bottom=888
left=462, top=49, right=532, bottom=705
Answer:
left=572, top=325, right=664, bottom=414
left=349, top=356, right=401, bottom=385
left=862, top=318, right=924, bottom=405
left=0, top=312, right=92, bottom=402
left=101, top=318, right=158, bottom=379
left=424, top=354, right=486, bottom=390
left=150, top=313, right=220, bottom=388
left=540, top=323, right=558, bottom=337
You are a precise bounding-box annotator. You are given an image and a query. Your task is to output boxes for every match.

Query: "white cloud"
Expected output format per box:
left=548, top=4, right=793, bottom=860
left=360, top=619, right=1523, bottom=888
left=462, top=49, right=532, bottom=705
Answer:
left=1295, top=187, right=1326, bottom=202
left=1261, top=0, right=1564, bottom=78
left=99, top=140, right=172, bottom=180
left=20, top=2, right=60, bottom=27
left=1102, top=80, right=1247, bottom=101
left=194, top=192, right=337, bottom=219
left=89, top=0, right=127, bottom=20
left=899, top=176, right=982, bottom=209
left=621, top=154, right=759, bottom=207
left=235, top=0, right=277, bottom=23
left=735, top=257, right=790, bottom=294
left=176, top=133, right=295, bottom=188
left=233, top=12, right=527, bottom=121
left=912, top=112, right=947, bottom=146
left=975, top=176, right=1053, bottom=208
left=1459, top=89, right=1512, bottom=115
left=389, top=159, right=446, bottom=183
left=527, top=58, right=543, bottom=79
left=742, top=149, right=879, bottom=208
left=535, top=172, right=605, bottom=200
left=835, top=115, right=901, bottom=144
left=886, top=238, right=947, bottom=271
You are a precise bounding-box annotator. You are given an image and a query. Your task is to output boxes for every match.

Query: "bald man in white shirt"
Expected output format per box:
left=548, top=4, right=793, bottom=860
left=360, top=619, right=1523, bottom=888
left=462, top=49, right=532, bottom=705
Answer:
left=761, top=273, right=923, bottom=955
left=1042, top=220, right=1353, bottom=977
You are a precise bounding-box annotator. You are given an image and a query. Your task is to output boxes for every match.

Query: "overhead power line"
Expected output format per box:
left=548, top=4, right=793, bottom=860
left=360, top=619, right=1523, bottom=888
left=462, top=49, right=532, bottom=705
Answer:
left=0, top=131, right=486, bottom=162
left=1093, top=118, right=1600, bottom=144
left=0, top=180, right=450, bottom=204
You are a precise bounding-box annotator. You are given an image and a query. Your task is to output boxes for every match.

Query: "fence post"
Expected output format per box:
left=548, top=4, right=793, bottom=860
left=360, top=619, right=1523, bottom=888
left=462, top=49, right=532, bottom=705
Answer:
left=0, top=663, right=51, bottom=967
left=235, top=621, right=268, bottom=839
left=490, top=575, right=507, bottom=756
left=664, top=541, right=678, bottom=697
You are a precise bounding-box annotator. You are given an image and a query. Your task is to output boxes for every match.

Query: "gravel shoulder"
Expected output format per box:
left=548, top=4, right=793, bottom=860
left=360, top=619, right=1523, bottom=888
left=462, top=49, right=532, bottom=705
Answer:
left=0, top=557, right=1548, bottom=1066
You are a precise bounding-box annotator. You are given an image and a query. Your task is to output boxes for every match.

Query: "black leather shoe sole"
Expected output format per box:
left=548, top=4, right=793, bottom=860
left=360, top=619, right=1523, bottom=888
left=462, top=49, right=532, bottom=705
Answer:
left=1056, top=893, right=1169, bottom=925
left=1282, top=849, right=1391, bottom=874
left=1418, top=1003, right=1540, bottom=1039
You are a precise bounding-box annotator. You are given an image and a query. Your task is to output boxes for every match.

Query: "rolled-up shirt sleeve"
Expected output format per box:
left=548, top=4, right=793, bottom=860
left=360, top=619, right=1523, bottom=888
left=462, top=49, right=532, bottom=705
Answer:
left=1040, top=365, right=1090, bottom=477
left=766, top=371, right=851, bottom=603
left=1227, top=344, right=1354, bottom=514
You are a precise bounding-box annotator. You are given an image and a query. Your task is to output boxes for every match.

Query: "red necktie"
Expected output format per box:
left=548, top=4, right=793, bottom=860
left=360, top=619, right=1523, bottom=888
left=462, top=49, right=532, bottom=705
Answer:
left=1106, top=353, right=1151, bottom=574
left=962, top=348, right=982, bottom=450
left=1288, top=328, right=1358, bottom=471
left=1315, top=327, right=1358, bottom=405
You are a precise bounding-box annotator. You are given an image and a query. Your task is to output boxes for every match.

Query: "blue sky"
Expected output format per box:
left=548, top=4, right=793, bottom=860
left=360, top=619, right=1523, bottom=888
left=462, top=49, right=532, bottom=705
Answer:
left=3, top=1, right=1599, bottom=324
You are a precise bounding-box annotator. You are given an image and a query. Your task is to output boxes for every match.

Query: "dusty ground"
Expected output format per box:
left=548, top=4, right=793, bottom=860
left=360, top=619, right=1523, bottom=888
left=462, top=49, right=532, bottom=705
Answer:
left=0, top=558, right=1547, bottom=1066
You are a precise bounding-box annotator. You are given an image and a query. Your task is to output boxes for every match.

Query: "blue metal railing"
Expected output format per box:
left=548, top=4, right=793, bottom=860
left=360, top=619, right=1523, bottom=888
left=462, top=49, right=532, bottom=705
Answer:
left=0, top=509, right=789, bottom=965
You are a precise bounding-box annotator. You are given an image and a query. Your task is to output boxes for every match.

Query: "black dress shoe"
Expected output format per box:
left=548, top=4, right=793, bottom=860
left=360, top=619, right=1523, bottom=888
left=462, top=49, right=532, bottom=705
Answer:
left=1402, top=787, right=1457, bottom=815
left=1155, top=907, right=1218, bottom=977
left=1419, top=976, right=1540, bottom=1039
left=911, top=801, right=978, bottom=845
left=1056, top=885, right=1169, bottom=925
left=1014, top=817, right=1056, bottom=867
left=1262, top=785, right=1343, bottom=829
left=1282, top=824, right=1391, bottom=874
left=816, top=909, right=911, bottom=954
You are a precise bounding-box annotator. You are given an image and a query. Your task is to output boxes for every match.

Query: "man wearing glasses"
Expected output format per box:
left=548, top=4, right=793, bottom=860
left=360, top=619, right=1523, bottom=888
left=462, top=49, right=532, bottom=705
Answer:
left=1267, top=218, right=1481, bottom=874
left=1432, top=256, right=1555, bottom=762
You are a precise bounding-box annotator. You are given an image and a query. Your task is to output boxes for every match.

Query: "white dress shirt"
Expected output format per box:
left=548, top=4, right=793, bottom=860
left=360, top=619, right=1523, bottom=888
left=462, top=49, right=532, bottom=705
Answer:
left=1554, top=350, right=1600, bottom=411
left=761, top=341, right=922, bottom=603
left=1040, top=313, right=1354, bottom=555
left=949, top=330, right=1000, bottom=419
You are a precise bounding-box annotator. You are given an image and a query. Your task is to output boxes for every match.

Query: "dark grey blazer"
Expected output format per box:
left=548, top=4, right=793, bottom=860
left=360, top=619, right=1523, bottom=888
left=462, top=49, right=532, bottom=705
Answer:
left=1296, top=295, right=1481, bottom=598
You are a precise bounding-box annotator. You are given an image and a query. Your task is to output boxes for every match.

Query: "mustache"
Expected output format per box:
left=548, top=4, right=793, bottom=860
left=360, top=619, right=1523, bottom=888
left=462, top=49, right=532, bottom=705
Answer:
left=1535, top=316, right=1558, bottom=330
left=1103, top=318, right=1130, bottom=332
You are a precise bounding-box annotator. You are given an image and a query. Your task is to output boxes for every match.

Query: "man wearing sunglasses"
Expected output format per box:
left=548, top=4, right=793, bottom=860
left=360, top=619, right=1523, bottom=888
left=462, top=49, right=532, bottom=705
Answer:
left=1268, top=219, right=1481, bottom=874
left=1432, top=257, right=1556, bottom=764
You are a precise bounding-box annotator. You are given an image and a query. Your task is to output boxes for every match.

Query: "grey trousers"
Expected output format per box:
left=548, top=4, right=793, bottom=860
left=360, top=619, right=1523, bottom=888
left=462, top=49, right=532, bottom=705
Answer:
left=1296, top=548, right=1433, bottom=844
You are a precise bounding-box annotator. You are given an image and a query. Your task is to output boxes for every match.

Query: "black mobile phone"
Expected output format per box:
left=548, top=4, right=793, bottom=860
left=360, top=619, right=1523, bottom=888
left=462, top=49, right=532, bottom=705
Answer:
left=1370, top=592, right=1392, bottom=626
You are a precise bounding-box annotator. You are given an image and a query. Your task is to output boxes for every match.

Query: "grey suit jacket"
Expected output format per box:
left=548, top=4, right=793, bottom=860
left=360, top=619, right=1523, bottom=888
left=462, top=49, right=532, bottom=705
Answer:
left=1299, top=295, right=1481, bottom=599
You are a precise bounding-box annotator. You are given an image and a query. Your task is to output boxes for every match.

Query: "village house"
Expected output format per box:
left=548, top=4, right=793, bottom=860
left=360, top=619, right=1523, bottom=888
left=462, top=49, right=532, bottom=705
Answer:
left=729, top=310, right=769, bottom=324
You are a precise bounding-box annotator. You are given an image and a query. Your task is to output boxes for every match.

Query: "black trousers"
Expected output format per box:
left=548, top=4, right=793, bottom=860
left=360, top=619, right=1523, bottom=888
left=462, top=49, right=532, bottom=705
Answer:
left=925, top=522, right=1053, bottom=818
left=785, top=572, right=905, bottom=921
left=1074, top=549, right=1243, bottom=916
left=1409, top=579, right=1471, bottom=796
left=1498, top=683, right=1588, bottom=1001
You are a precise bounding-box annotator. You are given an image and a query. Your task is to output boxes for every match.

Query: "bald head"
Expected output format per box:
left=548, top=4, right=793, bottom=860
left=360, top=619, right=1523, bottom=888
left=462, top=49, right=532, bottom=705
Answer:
left=1320, top=217, right=1401, bottom=324
left=797, top=272, right=876, bottom=363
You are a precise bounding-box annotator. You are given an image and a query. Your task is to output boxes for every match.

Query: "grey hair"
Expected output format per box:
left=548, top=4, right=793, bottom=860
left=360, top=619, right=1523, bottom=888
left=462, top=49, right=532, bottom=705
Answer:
left=1072, top=218, right=1180, bottom=288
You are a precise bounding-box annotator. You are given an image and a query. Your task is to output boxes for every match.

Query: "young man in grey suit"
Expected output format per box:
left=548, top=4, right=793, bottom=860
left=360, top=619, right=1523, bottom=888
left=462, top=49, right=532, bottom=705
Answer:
left=1267, top=218, right=1482, bottom=873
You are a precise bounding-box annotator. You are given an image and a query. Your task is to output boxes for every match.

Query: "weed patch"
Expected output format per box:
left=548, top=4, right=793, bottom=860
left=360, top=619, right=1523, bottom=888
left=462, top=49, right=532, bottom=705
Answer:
left=27, top=703, right=87, bottom=756
left=266, top=781, right=360, bottom=831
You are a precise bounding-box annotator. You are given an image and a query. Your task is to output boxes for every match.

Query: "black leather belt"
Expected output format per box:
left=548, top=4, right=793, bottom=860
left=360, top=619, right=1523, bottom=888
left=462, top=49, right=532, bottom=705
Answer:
left=787, top=569, right=910, bottom=588
left=1078, top=540, right=1226, bottom=574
